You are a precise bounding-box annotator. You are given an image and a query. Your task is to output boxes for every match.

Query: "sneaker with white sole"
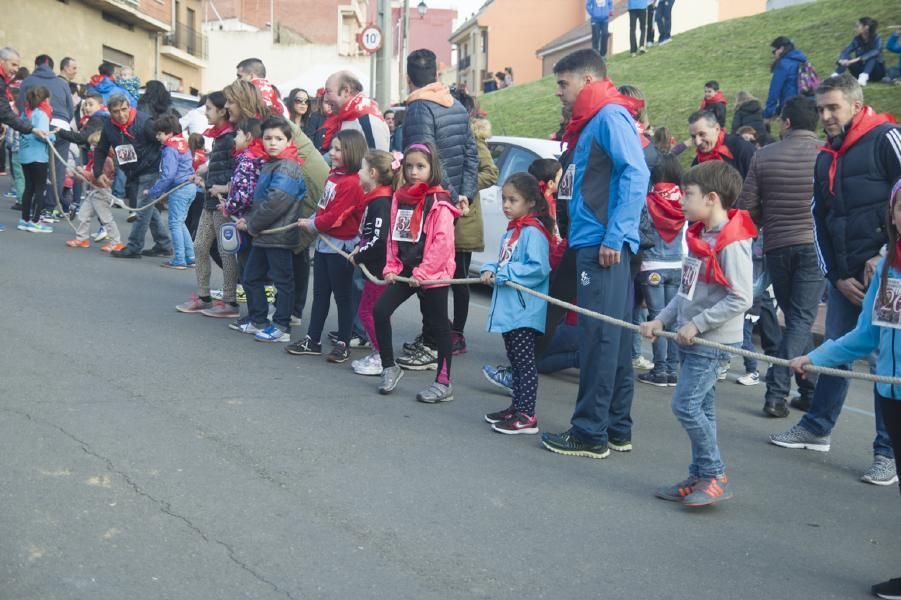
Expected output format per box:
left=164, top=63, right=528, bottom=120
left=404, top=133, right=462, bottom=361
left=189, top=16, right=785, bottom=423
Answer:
left=398, top=344, right=438, bottom=370
left=379, top=365, right=404, bottom=394
left=352, top=352, right=383, bottom=376
left=872, top=577, right=901, bottom=600
left=200, top=301, right=240, bottom=319
left=285, top=336, right=321, bottom=356
left=737, top=371, right=760, bottom=386
left=27, top=221, right=53, bottom=233
left=228, top=318, right=264, bottom=335
left=416, top=382, right=453, bottom=403
left=491, top=412, right=539, bottom=435
left=861, top=455, right=899, bottom=486
left=255, top=325, right=290, bottom=343
left=632, top=355, right=654, bottom=371
left=769, top=424, right=831, bottom=452
left=176, top=295, right=212, bottom=313
left=92, top=226, right=108, bottom=242
left=482, top=364, right=514, bottom=395
left=16, top=219, right=29, bottom=231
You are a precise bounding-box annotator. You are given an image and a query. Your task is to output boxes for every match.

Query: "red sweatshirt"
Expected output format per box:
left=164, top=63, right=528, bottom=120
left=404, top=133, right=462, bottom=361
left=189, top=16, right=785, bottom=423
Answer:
left=313, top=169, right=365, bottom=240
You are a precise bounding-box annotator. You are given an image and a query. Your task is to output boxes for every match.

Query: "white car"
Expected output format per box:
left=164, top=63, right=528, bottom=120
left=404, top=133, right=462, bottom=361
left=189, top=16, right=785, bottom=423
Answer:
left=473, top=136, right=563, bottom=271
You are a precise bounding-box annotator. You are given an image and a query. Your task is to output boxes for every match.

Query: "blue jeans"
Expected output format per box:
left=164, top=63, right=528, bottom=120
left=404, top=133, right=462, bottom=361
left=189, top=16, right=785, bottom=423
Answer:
left=165, top=183, right=196, bottom=265
left=655, top=0, right=675, bottom=41
left=113, top=168, right=126, bottom=199
left=838, top=58, right=887, bottom=82
left=800, top=284, right=894, bottom=458
left=244, top=246, right=294, bottom=330
left=637, top=268, right=680, bottom=375
left=537, top=322, right=579, bottom=374
left=126, top=174, right=172, bottom=253
left=571, top=245, right=635, bottom=445
left=590, top=19, right=610, bottom=57
left=673, top=343, right=738, bottom=478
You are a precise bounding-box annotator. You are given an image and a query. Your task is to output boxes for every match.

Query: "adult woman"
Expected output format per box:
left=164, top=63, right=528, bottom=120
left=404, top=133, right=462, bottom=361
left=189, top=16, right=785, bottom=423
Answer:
left=835, top=16, right=886, bottom=85
left=137, top=80, right=178, bottom=119
left=222, top=79, right=267, bottom=124
left=302, top=90, right=327, bottom=150
left=764, top=36, right=809, bottom=122
left=731, top=90, right=766, bottom=140
left=286, top=88, right=311, bottom=130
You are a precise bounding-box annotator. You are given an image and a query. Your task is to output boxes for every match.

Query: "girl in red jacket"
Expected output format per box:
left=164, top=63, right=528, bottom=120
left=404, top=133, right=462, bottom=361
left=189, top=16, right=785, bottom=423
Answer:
left=374, top=142, right=460, bottom=403
left=289, top=129, right=367, bottom=363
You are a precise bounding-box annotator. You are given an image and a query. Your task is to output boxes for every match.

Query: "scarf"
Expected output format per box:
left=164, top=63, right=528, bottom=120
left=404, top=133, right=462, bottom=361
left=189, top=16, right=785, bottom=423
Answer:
left=363, top=185, right=394, bottom=207
left=563, top=78, right=645, bottom=148
left=0, top=64, right=16, bottom=114
left=700, top=91, right=727, bottom=110
left=203, top=120, right=234, bottom=139
left=192, top=149, right=208, bottom=171
left=111, top=107, right=137, bottom=139
left=251, top=77, right=286, bottom=117
left=685, top=209, right=758, bottom=288
left=25, top=99, right=53, bottom=121
left=163, top=134, right=189, bottom=154
left=646, top=183, right=685, bottom=243
left=266, top=141, right=304, bottom=165
left=320, top=92, right=385, bottom=151
left=819, top=105, right=897, bottom=194
left=537, top=181, right=558, bottom=223
left=505, top=216, right=554, bottom=253
left=394, top=183, right=445, bottom=242
left=89, top=74, right=113, bottom=88
left=243, top=138, right=269, bottom=160
left=695, top=128, right=734, bottom=163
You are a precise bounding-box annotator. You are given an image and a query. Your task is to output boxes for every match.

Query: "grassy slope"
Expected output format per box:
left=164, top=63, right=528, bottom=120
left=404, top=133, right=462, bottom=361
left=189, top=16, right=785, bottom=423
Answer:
left=479, top=0, right=900, bottom=143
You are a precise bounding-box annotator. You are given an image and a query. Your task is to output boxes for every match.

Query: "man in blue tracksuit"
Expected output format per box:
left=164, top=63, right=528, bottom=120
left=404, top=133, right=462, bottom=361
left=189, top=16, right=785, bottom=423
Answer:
left=586, top=0, right=613, bottom=58
left=541, top=49, right=650, bottom=459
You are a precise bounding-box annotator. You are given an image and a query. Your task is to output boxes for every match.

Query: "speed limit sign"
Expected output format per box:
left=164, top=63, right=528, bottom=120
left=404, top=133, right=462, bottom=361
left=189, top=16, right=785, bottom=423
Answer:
left=358, top=25, right=383, bottom=54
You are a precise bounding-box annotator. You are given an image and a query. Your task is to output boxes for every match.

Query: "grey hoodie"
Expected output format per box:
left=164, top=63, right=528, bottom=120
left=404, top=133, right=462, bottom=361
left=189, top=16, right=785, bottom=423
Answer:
left=17, top=64, right=74, bottom=125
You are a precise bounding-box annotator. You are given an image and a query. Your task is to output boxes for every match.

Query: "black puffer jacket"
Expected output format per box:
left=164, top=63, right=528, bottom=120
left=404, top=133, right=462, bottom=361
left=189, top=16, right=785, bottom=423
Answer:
left=0, top=76, right=31, bottom=133
left=204, top=131, right=236, bottom=209
left=93, top=109, right=160, bottom=180
left=731, top=100, right=766, bottom=140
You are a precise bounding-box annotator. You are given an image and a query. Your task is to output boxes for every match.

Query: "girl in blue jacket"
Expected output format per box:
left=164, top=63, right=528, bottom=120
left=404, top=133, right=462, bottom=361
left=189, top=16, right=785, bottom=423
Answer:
left=481, top=173, right=553, bottom=435
left=18, top=85, right=55, bottom=233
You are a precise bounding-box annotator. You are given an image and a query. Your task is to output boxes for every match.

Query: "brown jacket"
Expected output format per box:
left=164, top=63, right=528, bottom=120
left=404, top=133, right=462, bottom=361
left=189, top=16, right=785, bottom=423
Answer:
left=738, top=129, right=821, bottom=253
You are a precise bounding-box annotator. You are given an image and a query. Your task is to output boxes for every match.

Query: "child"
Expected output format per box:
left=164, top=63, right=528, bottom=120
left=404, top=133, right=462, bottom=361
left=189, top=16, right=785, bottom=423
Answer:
left=287, top=129, right=366, bottom=362
left=230, top=116, right=306, bottom=342
left=527, top=158, right=563, bottom=240
left=636, top=153, right=685, bottom=387
left=188, top=133, right=207, bottom=171
left=148, top=114, right=197, bottom=269
left=640, top=160, right=755, bottom=507
left=17, top=85, right=55, bottom=233
left=789, top=180, right=901, bottom=599
left=372, top=142, right=460, bottom=402
left=350, top=150, right=401, bottom=376
left=65, top=130, right=124, bottom=251
left=480, top=172, right=553, bottom=434
left=699, top=80, right=727, bottom=128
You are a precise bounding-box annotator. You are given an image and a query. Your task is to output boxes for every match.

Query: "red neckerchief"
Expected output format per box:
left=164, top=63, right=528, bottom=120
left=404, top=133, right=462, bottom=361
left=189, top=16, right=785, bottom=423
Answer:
left=635, top=121, right=650, bottom=148
left=320, top=92, right=384, bottom=151
left=111, top=108, right=137, bottom=139
left=695, top=128, right=734, bottom=163
left=163, top=134, right=189, bottom=154
left=563, top=78, right=644, bottom=148
left=192, top=149, right=208, bottom=171
left=243, top=138, right=268, bottom=160
left=700, top=91, right=727, bottom=110
left=363, top=185, right=393, bottom=207
left=646, top=183, right=685, bottom=243
left=79, top=107, right=107, bottom=128
left=505, top=216, right=553, bottom=251
left=251, top=77, right=286, bottom=117
left=25, top=99, right=52, bottom=121
left=266, top=141, right=304, bottom=165
left=0, top=64, right=17, bottom=114
left=203, top=121, right=234, bottom=139
left=537, top=181, right=558, bottom=223
left=685, top=209, right=757, bottom=288
left=819, top=105, right=897, bottom=194
left=394, top=183, right=445, bottom=241
left=89, top=74, right=113, bottom=88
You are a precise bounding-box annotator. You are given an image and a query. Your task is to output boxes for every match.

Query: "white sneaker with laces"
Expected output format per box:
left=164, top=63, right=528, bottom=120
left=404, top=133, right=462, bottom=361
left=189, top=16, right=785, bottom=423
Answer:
left=737, top=371, right=760, bottom=386
left=352, top=352, right=383, bottom=376
left=861, top=456, right=899, bottom=486
left=632, top=356, right=654, bottom=371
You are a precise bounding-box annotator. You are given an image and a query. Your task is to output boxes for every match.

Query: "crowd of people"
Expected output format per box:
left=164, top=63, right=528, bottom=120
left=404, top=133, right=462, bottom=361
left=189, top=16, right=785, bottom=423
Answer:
left=1, top=11, right=901, bottom=596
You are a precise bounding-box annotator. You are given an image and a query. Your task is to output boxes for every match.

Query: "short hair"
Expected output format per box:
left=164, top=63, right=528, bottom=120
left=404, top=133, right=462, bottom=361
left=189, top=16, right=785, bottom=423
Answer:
left=107, top=93, right=130, bottom=109
left=83, top=91, right=103, bottom=104
left=0, top=47, right=19, bottom=61
left=407, top=49, right=437, bottom=88
left=528, top=158, right=563, bottom=185
left=403, top=140, right=443, bottom=187
left=333, top=72, right=363, bottom=96
left=98, top=62, right=116, bottom=77
left=688, top=110, right=719, bottom=128
left=704, top=80, right=719, bottom=91
left=770, top=36, right=794, bottom=52
left=235, top=117, right=262, bottom=139
left=651, top=153, right=684, bottom=186
left=780, top=95, right=818, bottom=131
left=25, top=85, right=50, bottom=109
left=236, top=58, right=266, bottom=78
left=384, top=109, right=395, bottom=118
left=260, top=116, right=293, bottom=140
left=60, top=57, right=75, bottom=70
left=553, top=48, right=607, bottom=78
left=34, top=55, right=53, bottom=69
left=682, top=161, right=743, bottom=209
left=816, top=73, right=864, bottom=105
left=334, top=129, right=367, bottom=172
left=153, top=114, right=182, bottom=135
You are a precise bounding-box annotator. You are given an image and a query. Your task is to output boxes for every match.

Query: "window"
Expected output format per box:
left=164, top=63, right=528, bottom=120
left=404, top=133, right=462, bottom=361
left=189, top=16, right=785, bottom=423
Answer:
left=161, top=72, right=183, bottom=92
left=481, top=30, right=488, bottom=55
left=338, top=8, right=361, bottom=56
left=497, top=146, right=539, bottom=185
left=102, top=45, right=134, bottom=68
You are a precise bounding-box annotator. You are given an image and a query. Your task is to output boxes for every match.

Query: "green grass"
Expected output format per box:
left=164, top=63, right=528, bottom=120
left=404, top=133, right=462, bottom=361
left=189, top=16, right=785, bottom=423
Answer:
left=479, top=0, right=900, bottom=143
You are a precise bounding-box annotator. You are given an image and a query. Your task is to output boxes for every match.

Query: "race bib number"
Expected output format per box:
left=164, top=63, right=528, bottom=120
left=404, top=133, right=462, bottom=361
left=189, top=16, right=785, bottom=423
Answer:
left=873, top=277, right=901, bottom=329
left=678, top=256, right=702, bottom=301
left=392, top=208, right=421, bottom=243
left=114, top=144, right=137, bottom=165
left=498, top=238, right=519, bottom=267
left=557, top=163, right=575, bottom=201
left=318, top=180, right=337, bottom=209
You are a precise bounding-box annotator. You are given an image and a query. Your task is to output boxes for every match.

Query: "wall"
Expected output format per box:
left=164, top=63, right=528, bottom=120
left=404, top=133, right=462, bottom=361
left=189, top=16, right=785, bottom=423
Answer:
left=718, top=0, right=767, bottom=20
left=210, top=0, right=366, bottom=45
left=766, top=0, right=817, bottom=9
left=397, top=7, right=456, bottom=68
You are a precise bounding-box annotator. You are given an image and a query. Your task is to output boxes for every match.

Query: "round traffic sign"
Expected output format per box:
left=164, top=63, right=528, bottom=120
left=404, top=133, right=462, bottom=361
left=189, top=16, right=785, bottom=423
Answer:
left=359, top=25, right=383, bottom=54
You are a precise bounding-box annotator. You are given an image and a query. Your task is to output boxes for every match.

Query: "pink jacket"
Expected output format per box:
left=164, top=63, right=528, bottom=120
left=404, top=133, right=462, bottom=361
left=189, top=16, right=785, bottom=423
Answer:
left=384, top=193, right=460, bottom=288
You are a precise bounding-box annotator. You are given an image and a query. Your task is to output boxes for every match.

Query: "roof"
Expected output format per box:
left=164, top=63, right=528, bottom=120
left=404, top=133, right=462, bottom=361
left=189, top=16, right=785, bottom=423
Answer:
left=449, top=0, right=496, bottom=41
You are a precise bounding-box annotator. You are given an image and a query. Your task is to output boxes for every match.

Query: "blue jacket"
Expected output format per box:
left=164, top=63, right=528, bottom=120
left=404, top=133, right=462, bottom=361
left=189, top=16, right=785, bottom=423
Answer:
left=246, top=158, right=307, bottom=249
left=628, top=0, right=648, bottom=9
left=87, top=76, right=137, bottom=107
left=887, top=32, right=901, bottom=72
left=809, top=259, right=901, bottom=400
left=586, top=0, right=613, bottom=20
left=481, top=225, right=551, bottom=334
left=17, top=64, right=74, bottom=124
left=19, top=110, right=55, bottom=164
left=148, top=143, right=194, bottom=198
left=568, top=104, right=650, bottom=251
left=764, top=48, right=806, bottom=118
left=838, top=34, right=884, bottom=65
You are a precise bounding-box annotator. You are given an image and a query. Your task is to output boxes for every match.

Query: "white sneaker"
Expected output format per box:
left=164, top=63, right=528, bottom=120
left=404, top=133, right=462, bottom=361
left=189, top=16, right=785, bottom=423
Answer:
left=352, top=352, right=383, bottom=376
left=93, top=226, right=108, bottom=242
left=737, top=371, right=760, bottom=386
left=858, top=73, right=869, bottom=86
left=632, top=356, right=654, bottom=371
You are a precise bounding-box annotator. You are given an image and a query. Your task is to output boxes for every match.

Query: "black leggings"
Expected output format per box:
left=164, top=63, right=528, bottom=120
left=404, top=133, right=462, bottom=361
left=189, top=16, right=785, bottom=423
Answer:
left=21, top=162, right=48, bottom=222
left=452, top=251, right=472, bottom=333
left=877, top=393, right=901, bottom=495
left=504, top=328, right=539, bottom=416
left=374, top=283, right=451, bottom=383
left=307, top=251, right=355, bottom=344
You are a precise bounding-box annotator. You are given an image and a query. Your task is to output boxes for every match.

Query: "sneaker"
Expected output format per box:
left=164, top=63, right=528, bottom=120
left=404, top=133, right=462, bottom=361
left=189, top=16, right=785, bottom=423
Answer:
left=228, top=318, right=263, bottom=335
left=608, top=438, right=633, bottom=452
left=352, top=352, right=383, bottom=376
left=872, top=577, right=901, bottom=599
left=100, top=242, right=125, bottom=253
left=160, top=261, right=187, bottom=270
left=861, top=456, right=899, bottom=486
left=16, top=219, right=29, bottom=231
left=789, top=394, right=811, bottom=412
left=285, top=335, right=321, bottom=356
left=0, top=223, right=4, bottom=232
left=402, top=334, right=425, bottom=353
left=127, top=211, right=137, bottom=223
left=763, top=401, right=790, bottom=418
left=667, top=374, right=678, bottom=387
left=655, top=476, right=700, bottom=502
left=484, top=404, right=516, bottom=424
left=683, top=474, right=733, bottom=507
left=255, top=324, right=290, bottom=343
left=630, top=52, right=637, bottom=58
left=632, top=355, right=654, bottom=371
left=200, top=301, right=240, bottom=318
left=398, top=344, right=438, bottom=370
left=27, top=221, right=52, bottom=233
left=66, top=239, right=90, bottom=248
left=737, top=371, right=760, bottom=386
left=541, top=429, right=610, bottom=459
left=416, top=382, right=454, bottom=403
left=264, top=285, right=276, bottom=303
left=236, top=285, right=246, bottom=303
left=482, top=364, right=514, bottom=396
left=659, top=37, right=672, bottom=45
left=92, top=226, right=108, bottom=242
left=39, top=210, right=59, bottom=223
left=142, top=246, right=173, bottom=257
left=329, top=331, right=372, bottom=349
left=111, top=247, right=142, bottom=258
left=379, top=365, right=404, bottom=394
left=769, top=424, right=831, bottom=452
left=637, top=371, right=669, bottom=387
left=492, top=412, right=539, bottom=435
left=290, top=315, right=303, bottom=328
left=110, top=196, right=127, bottom=209
left=10, top=201, right=22, bottom=210
left=451, top=331, right=467, bottom=355
left=3, top=191, right=16, bottom=198
left=327, top=341, right=350, bottom=363
left=639, top=45, right=647, bottom=54
left=176, top=295, right=212, bottom=313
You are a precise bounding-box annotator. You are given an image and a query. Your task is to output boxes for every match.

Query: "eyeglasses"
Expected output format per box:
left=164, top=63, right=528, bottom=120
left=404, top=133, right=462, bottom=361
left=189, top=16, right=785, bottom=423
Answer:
left=294, top=98, right=309, bottom=105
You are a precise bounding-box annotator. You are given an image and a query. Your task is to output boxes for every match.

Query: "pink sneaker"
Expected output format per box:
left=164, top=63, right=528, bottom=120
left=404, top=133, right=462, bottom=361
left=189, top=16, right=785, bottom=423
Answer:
left=491, top=412, right=539, bottom=435
left=201, top=300, right=240, bottom=318
left=176, top=295, right=212, bottom=313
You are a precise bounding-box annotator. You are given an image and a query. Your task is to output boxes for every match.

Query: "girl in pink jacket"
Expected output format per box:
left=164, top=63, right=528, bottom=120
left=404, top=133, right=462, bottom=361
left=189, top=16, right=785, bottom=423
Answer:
left=373, top=142, right=460, bottom=403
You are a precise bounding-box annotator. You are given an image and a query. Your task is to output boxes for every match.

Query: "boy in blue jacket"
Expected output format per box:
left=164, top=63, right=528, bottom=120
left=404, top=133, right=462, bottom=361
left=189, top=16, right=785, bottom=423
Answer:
left=148, top=115, right=196, bottom=269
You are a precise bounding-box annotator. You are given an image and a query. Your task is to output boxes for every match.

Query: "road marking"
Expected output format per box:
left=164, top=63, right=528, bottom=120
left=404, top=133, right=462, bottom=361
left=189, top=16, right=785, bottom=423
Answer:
left=844, top=406, right=875, bottom=418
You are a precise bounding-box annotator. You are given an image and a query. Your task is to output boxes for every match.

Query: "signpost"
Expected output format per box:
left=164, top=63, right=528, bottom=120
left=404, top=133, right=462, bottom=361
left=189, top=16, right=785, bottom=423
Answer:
left=358, top=24, right=383, bottom=54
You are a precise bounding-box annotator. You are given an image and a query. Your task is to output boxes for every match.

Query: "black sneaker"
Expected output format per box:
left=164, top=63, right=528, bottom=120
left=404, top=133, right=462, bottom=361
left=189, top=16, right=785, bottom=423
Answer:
left=667, top=374, right=678, bottom=387
left=872, top=576, right=901, bottom=599
left=609, top=437, right=633, bottom=452
left=402, top=334, right=425, bottom=353
left=326, top=341, right=350, bottom=363
left=285, top=335, right=322, bottom=356
left=142, top=246, right=173, bottom=257
left=789, top=394, right=812, bottom=412
left=541, top=430, right=610, bottom=459
left=111, top=247, right=142, bottom=259
left=484, top=404, right=516, bottom=424
left=763, top=401, right=790, bottom=418
left=637, top=371, right=669, bottom=387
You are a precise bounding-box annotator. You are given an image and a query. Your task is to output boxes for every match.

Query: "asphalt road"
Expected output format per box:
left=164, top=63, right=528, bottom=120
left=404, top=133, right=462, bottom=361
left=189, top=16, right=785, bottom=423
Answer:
left=0, top=177, right=898, bottom=600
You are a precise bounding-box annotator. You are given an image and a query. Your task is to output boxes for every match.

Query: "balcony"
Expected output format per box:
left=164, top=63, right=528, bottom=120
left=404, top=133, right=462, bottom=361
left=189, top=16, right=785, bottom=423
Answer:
left=81, top=0, right=170, bottom=32
left=458, top=55, right=471, bottom=70
left=161, top=22, right=208, bottom=67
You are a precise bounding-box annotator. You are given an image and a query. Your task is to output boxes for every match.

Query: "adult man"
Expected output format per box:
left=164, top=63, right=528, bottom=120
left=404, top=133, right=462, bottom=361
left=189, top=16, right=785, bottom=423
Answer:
left=586, top=0, right=613, bottom=58
left=86, top=62, right=136, bottom=106
left=540, top=49, right=650, bottom=458
left=738, top=96, right=825, bottom=418
left=689, top=109, right=755, bottom=178
left=235, top=58, right=285, bottom=117
left=93, top=94, right=172, bottom=259
left=59, top=57, right=78, bottom=82
left=0, top=47, right=48, bottom=138
left=321, top=71, right=389, bottom=152
left=770, top=74, right=901, bottom=486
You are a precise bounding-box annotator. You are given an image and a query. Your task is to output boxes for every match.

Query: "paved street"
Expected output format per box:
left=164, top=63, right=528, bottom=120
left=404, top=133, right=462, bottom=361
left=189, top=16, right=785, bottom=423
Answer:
left=0, top=178, right=898, bottom=600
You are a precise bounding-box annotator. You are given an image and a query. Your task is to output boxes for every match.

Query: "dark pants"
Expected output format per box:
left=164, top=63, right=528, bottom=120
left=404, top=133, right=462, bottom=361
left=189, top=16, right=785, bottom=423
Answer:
left=571, top=245, right=635, bottom=445
left=21, top=161, right=48, bottom=222
left=125, top=174, right=172, bottom=253
left=292, top=248, right=310, bottom=321
left=839, top=59, right=887, bottom=82
left=44, top=138, right=69, bottom=212
left=452, top=251, right=472, bottom=333
left=877, top=392, right=901, bottom=494
left=646, top=4, right=656, bottom=43
left=537, top=245, right=578, bottom=357
left=590, top=19, right=610, bottom=57
left=537, top=322, right=579, bottom=374
left=307, top=251, right=355, bottom=344
left=504, top=328, right=539, bottom=416
left=244, top=245, right=294, bottom=330
left=656, top=0, right=675, bottom=41
left=629, top=9, right=647, bottom=54
left=742, top=288, right=782, bottom=373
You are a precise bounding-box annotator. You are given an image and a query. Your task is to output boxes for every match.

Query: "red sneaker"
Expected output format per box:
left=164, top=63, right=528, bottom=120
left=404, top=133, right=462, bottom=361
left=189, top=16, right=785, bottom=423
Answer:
left=683, top=474, right=733, bottom=507
left=65, top=239, right=90, bottom=248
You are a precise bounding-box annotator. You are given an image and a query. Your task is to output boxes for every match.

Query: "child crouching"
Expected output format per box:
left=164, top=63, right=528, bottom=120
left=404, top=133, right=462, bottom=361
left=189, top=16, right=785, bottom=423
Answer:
left=66, top=130, right=124, bottom=251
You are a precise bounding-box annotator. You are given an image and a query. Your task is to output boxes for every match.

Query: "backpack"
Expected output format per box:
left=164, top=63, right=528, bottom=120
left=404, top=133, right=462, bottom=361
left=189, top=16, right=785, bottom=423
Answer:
left=797, top=60, right=820, bottom=97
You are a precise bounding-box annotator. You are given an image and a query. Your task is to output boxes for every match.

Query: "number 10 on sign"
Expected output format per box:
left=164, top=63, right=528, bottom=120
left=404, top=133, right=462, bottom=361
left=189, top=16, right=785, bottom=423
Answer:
left=359, top=25, right=383, bottom=54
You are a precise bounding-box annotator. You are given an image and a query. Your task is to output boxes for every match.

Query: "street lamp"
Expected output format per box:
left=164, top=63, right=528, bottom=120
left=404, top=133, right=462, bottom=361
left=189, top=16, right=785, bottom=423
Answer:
left=417, top=0, right=427, bottom=18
